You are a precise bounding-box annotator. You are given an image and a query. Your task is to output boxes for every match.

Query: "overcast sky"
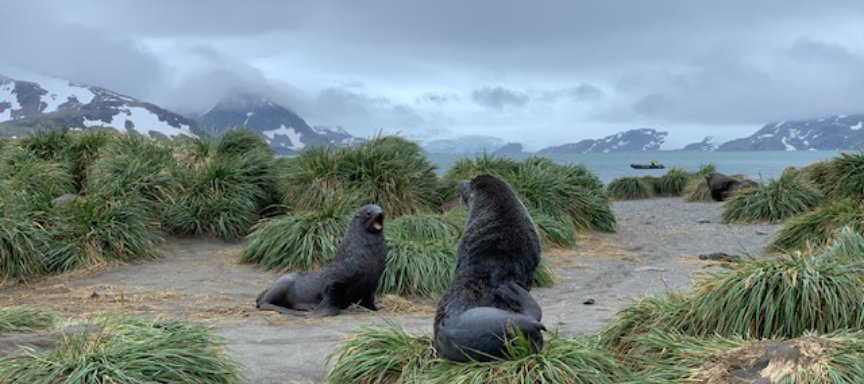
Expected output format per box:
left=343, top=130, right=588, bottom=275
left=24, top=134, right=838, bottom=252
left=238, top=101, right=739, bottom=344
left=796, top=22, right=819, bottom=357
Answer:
left=2, top=1, right=864, bottom=149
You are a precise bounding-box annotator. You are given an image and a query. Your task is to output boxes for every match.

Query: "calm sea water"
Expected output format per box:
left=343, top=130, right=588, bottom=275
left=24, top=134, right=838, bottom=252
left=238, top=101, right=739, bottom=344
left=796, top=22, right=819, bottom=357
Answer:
left=426, top=151, right=843, bottom=184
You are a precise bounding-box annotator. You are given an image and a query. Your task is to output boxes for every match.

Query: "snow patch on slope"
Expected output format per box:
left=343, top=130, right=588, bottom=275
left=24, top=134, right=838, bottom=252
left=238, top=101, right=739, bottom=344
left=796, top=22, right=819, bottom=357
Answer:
left=263, top=125, right=305, bottom=150
left=85, top=107, right=196, bottom=138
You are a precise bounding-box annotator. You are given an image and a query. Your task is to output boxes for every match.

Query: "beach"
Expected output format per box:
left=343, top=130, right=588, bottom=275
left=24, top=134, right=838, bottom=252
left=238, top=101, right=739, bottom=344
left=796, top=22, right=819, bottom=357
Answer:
left=0, top=197, right=781, bottom=383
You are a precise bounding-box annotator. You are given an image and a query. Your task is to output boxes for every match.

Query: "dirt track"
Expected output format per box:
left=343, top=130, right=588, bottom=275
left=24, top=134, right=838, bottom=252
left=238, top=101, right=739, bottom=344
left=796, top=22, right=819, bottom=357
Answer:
left=0, top=198, right=780, bottom=383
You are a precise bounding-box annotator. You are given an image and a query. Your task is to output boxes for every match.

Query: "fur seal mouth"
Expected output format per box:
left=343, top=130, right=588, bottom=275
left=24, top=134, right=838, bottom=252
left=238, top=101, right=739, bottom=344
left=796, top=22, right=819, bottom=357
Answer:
left=369, top=213, right=384, bottom=232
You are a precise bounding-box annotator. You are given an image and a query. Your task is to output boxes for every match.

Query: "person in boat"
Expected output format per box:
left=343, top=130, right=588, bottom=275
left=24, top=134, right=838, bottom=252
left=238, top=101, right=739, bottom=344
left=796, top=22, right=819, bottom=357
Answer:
left=650, top=158, right=658, bottom=166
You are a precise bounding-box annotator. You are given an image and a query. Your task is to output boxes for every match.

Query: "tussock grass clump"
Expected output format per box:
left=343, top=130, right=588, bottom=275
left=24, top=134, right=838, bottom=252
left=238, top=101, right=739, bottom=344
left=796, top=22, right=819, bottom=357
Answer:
left=677, top=254, right=864, bottom=339
left=602, top=234, right=864, bottom=353
left=327, top=323, right=436, bottom=384
left=819, top=228, right=864, bottom=262
left=164, top=131, right=278, bottom=241
left=607, top=177, right=654, bottom=200
left=532, top=258, right=557, bottom=288
left=0, top=210, right=54, bottom=283
left=799, top=160, right=832, bottom=193
left=683, top=177, right=713, bottom=202
left=18, top=128, right=74, bottom=163
left=653, top=168, right=690, bottom=196
left=378, top=213, right=462, bottom=297
left=86, top=133, right=179, bottom=205
left=0, top=316, right=243, bottom=384
left=507, top=159, right=615, bottom=232
left=283, top=136, right=440, bottom=217
left=683, top=164, right=718, bottom=202
left=442, top=155, right=613, bottom=232
left=530, top=210, right=576, bottom=249
left=821, top=152, right=864, bottom=201
left=628, top=330, right=864, bottom=384
left=0, top=306, right=58, bottom=333
left=63, top=129, right=114, bottom=190
left=0, top=148, right=74, bottom=211
left=212, top=128, right=274, bottom=157
left=442, top=153, right=520, bottom=182
left=240, top=199, right=352, bottom=271
left=722, top=174, right=823, bottom=224
left=328, top=324, right=628, bottom=384
left=769, top=199, right=864, bottom=253
left=49, top=196, right=162, bottom=273
left=597, top=292, right=692, bottom=353
left=378, top=237, right=458, bottom=297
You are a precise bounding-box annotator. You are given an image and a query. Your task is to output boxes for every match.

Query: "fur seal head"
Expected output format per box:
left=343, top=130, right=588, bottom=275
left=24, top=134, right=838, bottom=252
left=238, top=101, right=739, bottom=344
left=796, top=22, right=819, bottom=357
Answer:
left=355, top=204, right=384, bottom=233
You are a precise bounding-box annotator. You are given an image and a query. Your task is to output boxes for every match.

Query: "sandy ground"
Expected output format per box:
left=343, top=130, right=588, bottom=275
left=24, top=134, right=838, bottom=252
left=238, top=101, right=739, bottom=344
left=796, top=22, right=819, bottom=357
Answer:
left=0, top=197, right=780, bottom=383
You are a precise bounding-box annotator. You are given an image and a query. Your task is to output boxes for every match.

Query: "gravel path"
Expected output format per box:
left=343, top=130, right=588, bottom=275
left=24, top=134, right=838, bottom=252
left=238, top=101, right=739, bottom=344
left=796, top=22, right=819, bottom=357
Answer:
left=0, top=197, right=781, bottom=383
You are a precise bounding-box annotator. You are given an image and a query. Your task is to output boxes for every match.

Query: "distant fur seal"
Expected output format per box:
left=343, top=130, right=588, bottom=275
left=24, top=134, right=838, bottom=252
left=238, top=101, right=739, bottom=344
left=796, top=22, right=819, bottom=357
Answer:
left=434, top=175, right=545, bottom=362
left=706, top=172, right=758, bottom=202
left=256, top=204, right=386, bottom=317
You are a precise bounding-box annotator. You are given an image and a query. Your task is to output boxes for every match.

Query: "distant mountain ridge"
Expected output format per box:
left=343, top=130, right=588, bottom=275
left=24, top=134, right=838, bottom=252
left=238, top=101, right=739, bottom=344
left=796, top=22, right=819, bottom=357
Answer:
left=0, top=72, right=200, bottom=139
left=422, top=135, right=506, bottom=154
left=199, top=93, right=348, bottom=154
left=0, top=70, right=360, bottom=154
left=682, top=136, right=717, bottom=152
left=718, top=114, right=864, bottom=151
left=538, top=128, right=667, bottom=154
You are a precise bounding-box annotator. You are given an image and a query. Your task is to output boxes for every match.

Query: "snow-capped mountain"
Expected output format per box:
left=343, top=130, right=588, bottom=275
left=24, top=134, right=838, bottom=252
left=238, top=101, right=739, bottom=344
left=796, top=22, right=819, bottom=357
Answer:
left=199, top=93, right=350, bottom=155
left=718, top=115, right=864, bottom=151
left=538, top=128, right=667, bottom=154
left=0, top=72, right=200, bottom=139
left=422, top=135, right=506, bottom=154
left=682, top=136, right=717, bottom=152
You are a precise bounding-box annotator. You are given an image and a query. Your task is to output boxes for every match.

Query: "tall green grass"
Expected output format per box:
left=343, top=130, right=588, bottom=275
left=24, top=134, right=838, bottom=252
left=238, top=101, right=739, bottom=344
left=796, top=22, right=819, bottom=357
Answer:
left=0, top=148, right=75, bottom=211
left=282, top=136, right=440, bottom=217
left=49, top=196, right=163, bottom=273
left=821, top=152, right=864, bottom=201
left=769, top=199, right=864, bottom=253
left=0, top=316, right=243, bottom=384
left=682, top=164, right=717, bottom=202
left=607, top=177, right=654, bottom=200
left=86, top=133, right=179, bottom=206
left=327, top=324, right=628, bottom=384
left=627, top=330, right=864, bottom=384
left=442, top=155, right=614, bottom=233
left=600, top=235, right=864, bottom=353
left=163, top=131, right=278, bottom=241
left=652, top=168, right=690, bottom=196
left=722, top=173, right=823, bottom=224
left=327, top=323, right=437, bottom=384
left=682, top=177, right=713, bottom=202
left=239, top=199, right=352, bottom=271
left=0, top=209, right=54, bottom=283
left=530, top=210, right=576, bottom=249
left=378, top=237, right=458, bottom=297
left=0, top=306, right=58, bottom=333
left=677, top=254, right=864, bottom=339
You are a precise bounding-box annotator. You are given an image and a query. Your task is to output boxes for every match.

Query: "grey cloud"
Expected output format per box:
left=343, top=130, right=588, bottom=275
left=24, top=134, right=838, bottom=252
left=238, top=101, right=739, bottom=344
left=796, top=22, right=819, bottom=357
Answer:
left=600, top=38, right=864, bottom=125
left=4, top=0, right=864, bottom=147
left=539, top=84, right=605, bottom=103
left=471, top=86, right=529, bottom=111
left=0, top=4, right=166, bottom=99
left=299, top=86, right=451, bottom=139
left=416, top=92, right=460, bottom=105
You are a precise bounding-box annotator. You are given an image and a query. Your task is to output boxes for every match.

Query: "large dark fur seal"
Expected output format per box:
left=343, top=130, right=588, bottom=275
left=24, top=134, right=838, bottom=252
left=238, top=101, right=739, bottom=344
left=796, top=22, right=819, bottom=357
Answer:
left=434, top=175, right=545, bottom=362
left=706, top=172, right=758, bottom=202
left=256, top=204, right=386, bottom=317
